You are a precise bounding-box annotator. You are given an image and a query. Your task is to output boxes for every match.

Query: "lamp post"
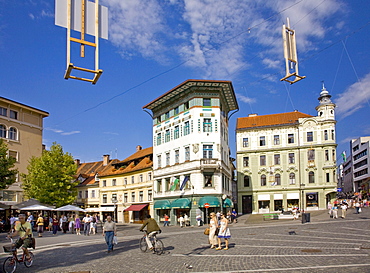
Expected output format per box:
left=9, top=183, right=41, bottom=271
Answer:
left=112, top=198, right=118, bottom=222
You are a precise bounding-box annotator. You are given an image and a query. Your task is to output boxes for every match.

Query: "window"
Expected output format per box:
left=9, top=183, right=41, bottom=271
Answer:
left=157, top=155, right=162, bottom=168
left=157, top=180, right=162, bottom=192
left=102, top=180, right=106, bottom=187
left=203, top=118, right=212, bottom=132
left=184, top=121, right=190, bottom=135
left=0, top=107, right=6, bottom=117
left=148, top=172, right=152, bottom=181
left=9, top=151, right=18, bottom=161
left=185, top=146, right=190, bottom=161
left=175, top=150, right=179, bottom=164
left=139, top=191, right=143, bottom=202
left=204, top=173, right=213, bottom=187
left=131, top=176, right=135, bottom=184
left=243, top=156, right=249, bottom=167
left=157, top=115, right=162, bottom=123
left=174, top=126, right=179, bottom=139
left=203, top=98, right=211, bottom=107
left=307, top=132, right=313, bottom=142
left=203, top=145, right=213, bottom=158
left=259, top=136, right=266, bottom=146
left=112, top=193, right=117, bottom=202
left=112, top=179, right=116, bottom=186
left=288, top=153, right=295, bottom=164
left=308, top=171, right=315, bottom=183
left=8, top=127, right=17, bottom=140
left=326, top=173, right=330, bottom=183
left=184, top=101, right=190, bottom=111
left=103, top=194, right=107, bottom=203
left=85, top=191, right=88, bottom=199
left=289, top=173, right=296, bottom=184
left=324, top=130, right=328, bottom=140
left=331, top=130, right=335, bottom=140
left=91, top=190, right=96, bottom=198
left=261, top=174, right=266, bottom=186
left=165, top=111, right=170, bottom=120
left=274, top=154, right=280, bottom=165
left=260, top=155, right=266, bottom=166
left=244, top=176, right=250, bottom=187
left=174, top=106, right=179, bottom=115
left=157, top=133, right=162, bottom=145
left=165, top=129, right=170, bottom=142
left=274, top=135, right=280, bottom=145
left=124, top=178, right=127, bottom=185
left=166, top=152, right=170, bottom=166
left=353, top=145, right=359, bottom=152
left=124, top=193, right=128, bottom=203
left=9, top=110, right=18, bottom=120
left=131, top=192, right=135, bottom=202
left=243, top=138, right=249, bottom=147
left=325, top=150, right=329, bottom=161
left=288, top=134, right=294, bottom=144
left=148, top=190, right=152, bottom=201
left=332, top=150, right=335, bottom=162
left=0, top=125, right=6, bottom=138
left=139, top=174, right=143, bottom=182
left=275, top=174, right=281, bottom=185
left=78, top=191, right=82, bottom=199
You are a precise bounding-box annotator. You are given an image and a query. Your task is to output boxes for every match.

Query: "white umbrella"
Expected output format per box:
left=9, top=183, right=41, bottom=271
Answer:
left=20, top=204, right=53, bottom=211
left=54, top=205, right=86, bottom=212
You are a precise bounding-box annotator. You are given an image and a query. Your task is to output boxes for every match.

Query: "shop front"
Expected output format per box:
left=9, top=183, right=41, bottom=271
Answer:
left=306, top=192, right=319, bottom=210
left=286, top=192, right=299, bottom=211
left=124, top=204, right=149, bottom=224
left=273, top=193, right=283, bottom=212
left=154, top=199, right=171, bottom=224
left=258, top=194, right=270, bottom=213
left=198, top=196, right=221, bottom=224
left=171, top=198, right=191, bottom=226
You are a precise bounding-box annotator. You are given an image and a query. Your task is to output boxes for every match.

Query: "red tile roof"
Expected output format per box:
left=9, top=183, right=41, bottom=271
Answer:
left=236, top=111, right=312, bottom=130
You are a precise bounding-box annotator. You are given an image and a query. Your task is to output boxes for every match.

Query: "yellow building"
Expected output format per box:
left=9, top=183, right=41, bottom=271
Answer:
left=0, top=96, right=49, bottom=203
left=98, top=146, right=153, bottom=224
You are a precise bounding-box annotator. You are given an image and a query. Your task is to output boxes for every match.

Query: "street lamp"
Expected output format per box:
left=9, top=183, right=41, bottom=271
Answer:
left=112, top=197, right=118, bottom=222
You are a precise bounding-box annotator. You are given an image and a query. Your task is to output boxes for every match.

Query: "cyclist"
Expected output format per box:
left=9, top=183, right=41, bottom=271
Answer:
left=139, top=214, right=161, bottom=251
left=8, top=214, right=33, bottom=260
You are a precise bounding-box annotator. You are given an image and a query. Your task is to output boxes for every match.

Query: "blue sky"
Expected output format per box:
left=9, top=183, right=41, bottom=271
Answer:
left=0, top=0, right=369, bottom=163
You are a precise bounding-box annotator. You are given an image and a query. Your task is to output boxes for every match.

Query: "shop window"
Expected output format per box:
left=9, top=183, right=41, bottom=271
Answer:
left=258, top=200, right=270, bottom=210
left=306, top=193, right=318, bottom=207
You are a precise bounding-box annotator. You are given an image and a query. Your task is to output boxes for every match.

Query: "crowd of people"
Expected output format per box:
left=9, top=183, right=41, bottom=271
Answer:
left=328, top=198, right=366, bottom=219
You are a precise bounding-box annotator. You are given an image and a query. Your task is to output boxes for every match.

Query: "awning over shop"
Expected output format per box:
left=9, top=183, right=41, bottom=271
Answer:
left=171, top=198, right=191, bottom=209
left=124, top=204, right=148, bottom=212
left=199, top=196, right=220, bottom=208
left=100, top=206, right=116, bottom=212
left=154, top=200, right=171, bottom=210
left=223, top=198, right=233, bottom=208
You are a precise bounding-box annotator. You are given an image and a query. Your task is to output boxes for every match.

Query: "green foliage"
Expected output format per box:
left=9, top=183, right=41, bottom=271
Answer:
left=22, top=142, right=78, bottom=207
left=0, top=139, right=18, bottom=190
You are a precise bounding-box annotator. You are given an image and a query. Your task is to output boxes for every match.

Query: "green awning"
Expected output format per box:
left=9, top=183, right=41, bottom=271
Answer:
left=171, top=198, right=191, bottom=209
left=154, top=200, right=171, bottom=210
left=199, top=196, right=221, bottom=207
left=223, top=198, right=233, bottom=208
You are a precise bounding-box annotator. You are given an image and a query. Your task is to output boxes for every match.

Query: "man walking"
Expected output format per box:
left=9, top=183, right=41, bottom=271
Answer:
left=83, top=214, right=92, bottom=236
left=103, top=216, right=117, bottom=253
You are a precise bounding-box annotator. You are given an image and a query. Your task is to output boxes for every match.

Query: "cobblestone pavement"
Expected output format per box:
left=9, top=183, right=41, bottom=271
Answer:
left=1, top=208, right=370, bottom=273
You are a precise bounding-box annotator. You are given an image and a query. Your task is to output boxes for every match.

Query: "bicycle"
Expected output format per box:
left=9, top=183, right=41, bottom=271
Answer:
left=2, top=237, right=34, bottom=273
left=139, top=230, right=164, bottom=255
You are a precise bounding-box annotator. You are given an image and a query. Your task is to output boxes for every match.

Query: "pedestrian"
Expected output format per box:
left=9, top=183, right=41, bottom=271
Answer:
left=52, top=214, right=59, bottom=235
left=332, top=204, right=338, bottom=219
left=179, top=215, right=184, bottom=228
left=9, top=215, right=16, bottom=232
left=75, top=215, right=81, bottom=235
left=231, top=209, right=237, bottom=223
left=60, top=214, right=68, bottom=233
left=83, top=214, right=91, bottom=236
left=26, top=212, right=34, bottom=231
left=36, top=213, right=44, bottom=237
left=184, top=213, right=190, bottom=226
left=163, top=214, right=170, bottom=227
left=341, top=202, right=348, bottom=218
left=102, top=216, right=117, bottom=253
left=196, top=214, right=202, bottom=226
left=216, top=214, right=231, bottom=250
left=69, top=214, right=75, bottom=234
left=90, top=215, right=97, bottom=235
left=328, top=202, right=333, bottom=218
left=208, top=212, right=219, bottom=249
left=355, top=201, right=361, bottom=214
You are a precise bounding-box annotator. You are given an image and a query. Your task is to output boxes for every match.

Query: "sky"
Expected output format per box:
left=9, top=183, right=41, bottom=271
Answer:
left=0, top=0, right=369, bottom=164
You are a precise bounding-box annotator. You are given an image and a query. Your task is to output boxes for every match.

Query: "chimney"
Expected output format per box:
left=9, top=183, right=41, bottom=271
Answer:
left=103, top=154, right=110, bottom=166
left=136, top=145, right=142, bottom=152
left=74, top=159, right=80, bottom=166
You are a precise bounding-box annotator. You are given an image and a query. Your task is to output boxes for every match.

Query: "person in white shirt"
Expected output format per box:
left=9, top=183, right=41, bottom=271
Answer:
left=341, top=202, right=348, bottom=218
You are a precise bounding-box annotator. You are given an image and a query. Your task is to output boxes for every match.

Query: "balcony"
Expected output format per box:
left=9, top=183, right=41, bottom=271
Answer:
left=200, top=158, right=219, bottom=171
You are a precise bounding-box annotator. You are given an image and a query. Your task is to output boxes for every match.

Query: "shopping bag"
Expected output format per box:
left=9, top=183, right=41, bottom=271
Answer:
left=113, top=235, right=118, bottom=245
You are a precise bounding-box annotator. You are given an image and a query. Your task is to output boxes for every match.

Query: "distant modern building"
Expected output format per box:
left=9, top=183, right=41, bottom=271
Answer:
left=236, top=86, right=337, bottom=214
left=143, top=80, right=238, bottom=225
left=0, top=97, right=49, bottom=204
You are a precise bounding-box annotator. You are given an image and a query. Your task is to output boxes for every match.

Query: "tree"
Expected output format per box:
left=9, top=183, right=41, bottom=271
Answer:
left=0, top=139, right=18, bottom=190
left=22, top=142, right=78, bottom=207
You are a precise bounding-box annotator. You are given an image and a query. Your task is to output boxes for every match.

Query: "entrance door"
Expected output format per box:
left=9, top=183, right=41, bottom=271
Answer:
left=123, top=211, right=129, bottom=223
left=242, top=195, right=252, bottom=214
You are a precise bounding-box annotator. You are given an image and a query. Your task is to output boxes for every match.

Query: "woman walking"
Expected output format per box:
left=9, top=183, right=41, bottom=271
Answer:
left=208, top=212, right=219, bottom=249
left=36, top=213, right=44, bottom=237
left=75, top=215, right=81, bottom=235
left=216, top=214, right=231, bottom=250
left=52, top=215, right=59, bottom=235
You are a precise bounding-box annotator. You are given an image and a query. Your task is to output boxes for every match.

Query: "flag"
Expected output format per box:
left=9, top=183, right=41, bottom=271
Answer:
left=170, top=178, right=180, bottom=191
left=180, top=176, right=189, bottom=191
left=341, top=151, right=347, bottom=162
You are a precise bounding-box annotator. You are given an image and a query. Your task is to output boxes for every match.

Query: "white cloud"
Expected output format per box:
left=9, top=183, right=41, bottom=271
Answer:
left=46, top=128, right=81, bottom=136
left=236, top=93, right=256, bottom=104
left=29, top=13, right=35, bottom=20
left=335, top=72, right=370, bottom=118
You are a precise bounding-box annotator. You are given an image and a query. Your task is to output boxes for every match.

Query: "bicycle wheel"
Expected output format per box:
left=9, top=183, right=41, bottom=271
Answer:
left=24, top=252, right=34, bottom=268
left=154, top=239, right=164, bottom=255
left=3, top=257, right=16, bottom=273
left=139, top=237, right=148, bottom=252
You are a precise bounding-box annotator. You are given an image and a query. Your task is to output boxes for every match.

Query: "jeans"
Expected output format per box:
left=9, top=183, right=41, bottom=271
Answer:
left=84, top=222, right=91, bottom=235
left=105, top=231, right=114, bottom=251
left=164, top=221, right=169, bottom=226
left=52, top=225, right=58, bottom=234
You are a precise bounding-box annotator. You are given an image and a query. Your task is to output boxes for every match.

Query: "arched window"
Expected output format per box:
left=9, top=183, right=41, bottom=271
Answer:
left=244, top=175, right=250, bottom=187
left=289, top=173, right=295, bottom=184
left=8, top=127, right=17, bottom=140
left=261, top=174, right=266, bottom=186
left=275, top=174, right=281, bottom=185
left=309, top=171, right=315, bottom=183
left=0, top=125, right=6, bottom=138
